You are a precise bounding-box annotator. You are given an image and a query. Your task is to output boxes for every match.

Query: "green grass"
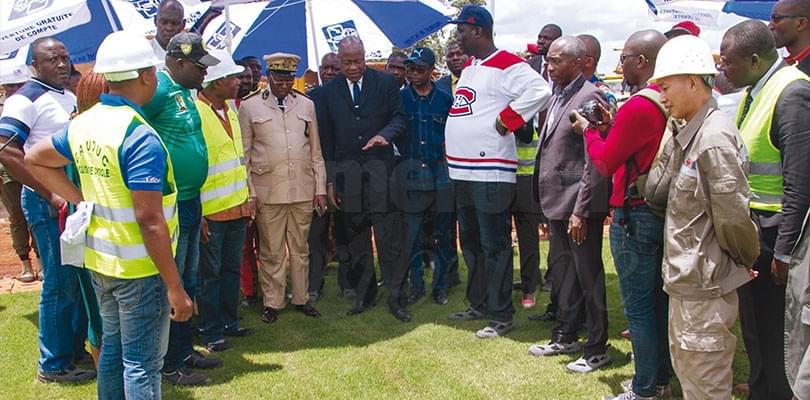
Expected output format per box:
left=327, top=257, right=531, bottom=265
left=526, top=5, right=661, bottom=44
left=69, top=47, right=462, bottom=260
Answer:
left=0, top=240, right=749, bottom=399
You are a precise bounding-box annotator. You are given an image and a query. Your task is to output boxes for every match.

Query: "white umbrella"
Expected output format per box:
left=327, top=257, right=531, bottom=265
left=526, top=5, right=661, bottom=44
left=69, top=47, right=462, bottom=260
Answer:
left=0, top=0, right=92, bottom=54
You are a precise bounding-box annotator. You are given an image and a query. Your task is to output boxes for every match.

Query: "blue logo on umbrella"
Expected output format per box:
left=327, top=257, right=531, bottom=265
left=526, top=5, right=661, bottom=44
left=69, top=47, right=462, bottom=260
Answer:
left=9, top=0, right=55, bottom=20
left=129, top=0, right=161, bottom=19
left=207, top=21, right=241, bottom=50
left=322, top=20, right=359, bottom=52
left=0, top=50, right=20, bottom=61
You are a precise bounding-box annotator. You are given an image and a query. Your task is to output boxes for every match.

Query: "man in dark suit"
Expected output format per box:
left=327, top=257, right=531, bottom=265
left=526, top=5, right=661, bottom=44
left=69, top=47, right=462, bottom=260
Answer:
left=527, top=36, right=611, bottom=374
left=527, top=24, right=562, bottom=79
left=318, top=37, right=410, bottom=321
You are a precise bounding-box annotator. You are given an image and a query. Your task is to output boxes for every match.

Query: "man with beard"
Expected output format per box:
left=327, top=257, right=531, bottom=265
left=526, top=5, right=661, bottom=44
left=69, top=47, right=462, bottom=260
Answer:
left=436, top=40, right=468, bottom=96
left=770, top=0, right=810, bottom=75
left=150, top=0, right=185, bottom=70
left=529, top=24, right=563, bottom=81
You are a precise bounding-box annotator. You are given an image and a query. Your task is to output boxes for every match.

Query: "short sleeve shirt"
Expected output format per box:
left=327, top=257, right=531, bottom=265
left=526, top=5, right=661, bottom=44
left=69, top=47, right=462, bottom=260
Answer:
left=141, top=70, right=208, bottom=201
left=0, top=78, right=76, bottom=152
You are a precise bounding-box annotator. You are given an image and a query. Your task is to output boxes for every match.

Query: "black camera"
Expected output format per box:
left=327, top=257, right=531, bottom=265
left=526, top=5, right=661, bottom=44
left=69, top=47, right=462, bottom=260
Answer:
left=569, top=99, right=604, bottom=124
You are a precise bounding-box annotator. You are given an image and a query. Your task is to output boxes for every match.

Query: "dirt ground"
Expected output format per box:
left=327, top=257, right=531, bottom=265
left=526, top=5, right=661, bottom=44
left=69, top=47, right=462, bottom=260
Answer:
left=0, top=207, right=43, bottom=293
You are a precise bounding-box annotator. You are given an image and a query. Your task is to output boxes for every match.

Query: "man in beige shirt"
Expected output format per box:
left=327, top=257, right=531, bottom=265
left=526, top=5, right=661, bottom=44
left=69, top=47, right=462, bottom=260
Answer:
left=649, top=35, right=759, bottom=400
left=239, top=53, right=328, bottom=324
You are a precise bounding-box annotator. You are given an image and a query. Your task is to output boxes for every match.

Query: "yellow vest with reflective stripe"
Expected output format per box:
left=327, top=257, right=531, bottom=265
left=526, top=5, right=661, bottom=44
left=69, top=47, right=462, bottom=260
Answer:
left=196, top=100, right=249, bottom=216
left=515, top=128, right=539, bottom=175
left=68, top=103, right=178, bottom=279
left=736, top=66, right=809, bottom=213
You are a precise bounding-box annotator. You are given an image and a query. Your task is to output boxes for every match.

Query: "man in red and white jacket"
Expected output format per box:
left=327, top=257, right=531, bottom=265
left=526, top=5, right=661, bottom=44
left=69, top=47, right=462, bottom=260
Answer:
left=444, top=5, right=550, bottom=339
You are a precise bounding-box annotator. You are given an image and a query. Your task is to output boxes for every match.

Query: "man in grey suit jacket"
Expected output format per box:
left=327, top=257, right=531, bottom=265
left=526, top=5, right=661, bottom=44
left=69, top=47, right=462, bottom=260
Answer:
left=527, top=36, right=611, bottom=374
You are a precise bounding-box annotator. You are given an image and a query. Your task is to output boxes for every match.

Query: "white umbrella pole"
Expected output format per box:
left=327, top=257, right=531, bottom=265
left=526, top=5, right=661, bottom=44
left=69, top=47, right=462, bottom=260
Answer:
left=224, top=0, right=233, bottom=54
left=306, top=0, right=320, bottom=74
left=101, top=0, right=119, bottom=32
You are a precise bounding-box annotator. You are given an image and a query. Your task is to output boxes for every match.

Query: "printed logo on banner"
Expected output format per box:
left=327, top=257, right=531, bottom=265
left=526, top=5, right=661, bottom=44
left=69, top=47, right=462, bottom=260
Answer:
left=129, top=0, right=161, bottom=19
left=9, top=0, right=55, bottom=20
left=322, top=20, right=359, bottom=52
left=206, top=21, right=241, bottom=50
left=449, top=87, right=476, bottom=117
left=0, top=50, right=20, bottom=61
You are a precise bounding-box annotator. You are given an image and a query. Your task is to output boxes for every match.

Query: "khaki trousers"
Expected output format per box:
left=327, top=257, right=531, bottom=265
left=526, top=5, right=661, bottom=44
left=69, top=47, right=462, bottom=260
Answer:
left=256, top=201, right=313, bottom=309
left=669, top=292, right=738, bottom=400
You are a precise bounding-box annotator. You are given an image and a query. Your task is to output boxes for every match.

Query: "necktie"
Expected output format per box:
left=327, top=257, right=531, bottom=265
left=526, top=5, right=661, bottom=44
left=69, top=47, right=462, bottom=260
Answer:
left=738, top=90, right=754, bottom=128
left=277, top=96, right=285, bottom=111
left=541, top=62, right=549, bottom=81
left=352, top=81, right=361, bottom=107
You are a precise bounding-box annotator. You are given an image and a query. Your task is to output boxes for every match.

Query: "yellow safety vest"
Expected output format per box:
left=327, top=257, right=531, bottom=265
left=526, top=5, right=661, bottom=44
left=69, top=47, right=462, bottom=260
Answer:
left=516, top=128, right=538, bottom=176
left=736, top=66, right=809, bottom=213
left=196, top=100, right=249, bottom=216
left=68, top=103, right=178, bottom=279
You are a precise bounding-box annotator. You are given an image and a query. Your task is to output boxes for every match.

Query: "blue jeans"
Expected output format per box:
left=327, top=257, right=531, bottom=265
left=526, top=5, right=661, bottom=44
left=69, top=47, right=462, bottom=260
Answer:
left=610, top=205, right=672, bottom=397
left=93, top=273, right=169, bottom=400
left=454, top=180, right=515, bottom=323
left=402, top=187, right=455, bottom=294
left=198, top=217, right=247, bottom=344
left=21, top=188, right=87, bottom=373
left=163, top=197, right=201, bottom=371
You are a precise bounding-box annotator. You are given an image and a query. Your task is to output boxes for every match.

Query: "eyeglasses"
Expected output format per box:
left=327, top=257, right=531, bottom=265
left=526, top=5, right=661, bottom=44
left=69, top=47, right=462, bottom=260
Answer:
left=406, top=65, right=429, bottom=74
left=771, top=14, right=805, bottom=23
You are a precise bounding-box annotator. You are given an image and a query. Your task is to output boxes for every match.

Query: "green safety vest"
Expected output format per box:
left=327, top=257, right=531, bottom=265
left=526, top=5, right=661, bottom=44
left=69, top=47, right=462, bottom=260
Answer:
left=736, top=65, right=809, bottom=213
left=68, top=103, right=178, bottom=279
left=515, top=128, right=539, bottom=175
left=196, top=100, right=249, bottom=216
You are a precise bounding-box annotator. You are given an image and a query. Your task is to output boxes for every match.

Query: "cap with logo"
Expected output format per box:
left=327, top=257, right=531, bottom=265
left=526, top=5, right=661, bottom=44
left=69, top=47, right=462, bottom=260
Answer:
left=448, top=5, right=493, bottom=29
left=166, top=32, right=221, bottom=67
left=203, top=50, right=246, bottom=85
left=263, top=52, right=300, bottom=76
left=405, top=47, right=436, bottom=67
left=94, top=30, right=162, bottom=82
left=0, top=65, right=31, bottom=85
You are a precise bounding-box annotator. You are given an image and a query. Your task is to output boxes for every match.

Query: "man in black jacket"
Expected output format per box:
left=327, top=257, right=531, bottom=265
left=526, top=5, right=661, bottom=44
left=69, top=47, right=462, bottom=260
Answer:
left=318, top=36, right=410, bottom=321
left=770, top=0, right=810, bottom=75
left=721, top=19, right=810, bottom=400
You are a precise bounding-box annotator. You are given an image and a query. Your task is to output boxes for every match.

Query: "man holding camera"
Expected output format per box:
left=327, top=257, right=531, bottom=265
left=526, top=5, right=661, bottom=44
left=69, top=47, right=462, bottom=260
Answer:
left=527, top=36, right=611, bottom=374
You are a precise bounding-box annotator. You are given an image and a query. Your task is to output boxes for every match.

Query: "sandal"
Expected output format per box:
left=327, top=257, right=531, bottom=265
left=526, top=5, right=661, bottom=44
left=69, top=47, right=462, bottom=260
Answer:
left=19, top=270, right=35, bottom=283
left=475, top=320, right=514, bottom=339
left=448, top=307, right=486, bottom=321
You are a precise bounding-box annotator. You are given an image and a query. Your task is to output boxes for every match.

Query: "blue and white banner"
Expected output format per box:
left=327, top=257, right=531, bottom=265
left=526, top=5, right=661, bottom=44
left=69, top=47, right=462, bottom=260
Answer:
left=0, top=0, right=91, bottom=54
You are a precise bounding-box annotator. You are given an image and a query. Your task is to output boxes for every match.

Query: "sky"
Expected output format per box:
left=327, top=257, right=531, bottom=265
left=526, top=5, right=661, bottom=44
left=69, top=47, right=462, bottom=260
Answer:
left=479, top=0, right=761, bottom=76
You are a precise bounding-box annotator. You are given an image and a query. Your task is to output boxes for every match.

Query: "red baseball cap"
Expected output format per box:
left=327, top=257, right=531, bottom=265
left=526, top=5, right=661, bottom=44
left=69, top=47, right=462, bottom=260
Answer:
left=665, top=20, right=701, bottom=38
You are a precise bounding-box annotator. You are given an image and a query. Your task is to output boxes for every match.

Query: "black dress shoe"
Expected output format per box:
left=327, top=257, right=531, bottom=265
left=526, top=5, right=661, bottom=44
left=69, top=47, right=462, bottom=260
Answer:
left=512, top=280, right=523, bottom=290
left=406, top=290, right=425, bottom=305
left=432, top=290, right=449, bottom=305
left=206, top=341, right=233, bottom=353
left=390, top=307, right=412, bottom=322
left=224, top=327, right=253, bottom=337
left=346, top=305, right=367, bottom=316
left=295, top=303, right=321, bottom=317
left=342, top=288, right=357, bottom=299
left=261, top=307, right=279, bottom=324
left=184, top=351, right=223, bottom=369
left=528, top=311, right=556, bottom=322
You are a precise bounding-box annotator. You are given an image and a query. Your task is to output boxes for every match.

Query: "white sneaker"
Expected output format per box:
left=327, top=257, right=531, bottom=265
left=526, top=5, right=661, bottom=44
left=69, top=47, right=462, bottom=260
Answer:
left=603, top=390, right=655, bottom=400
left=527, top=341, right=582, bottom=356
left=566, top=353, right=611, bottom=373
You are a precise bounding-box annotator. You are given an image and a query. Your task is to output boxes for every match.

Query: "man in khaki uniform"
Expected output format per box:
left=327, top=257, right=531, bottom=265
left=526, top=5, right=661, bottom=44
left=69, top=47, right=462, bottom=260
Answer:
left=648, top=35, right=760, bottom=399
left=239, top=53, right=327, bottom=324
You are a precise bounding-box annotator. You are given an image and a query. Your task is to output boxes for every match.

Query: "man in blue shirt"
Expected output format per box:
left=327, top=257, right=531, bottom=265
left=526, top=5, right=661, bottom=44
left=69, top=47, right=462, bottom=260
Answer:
left=397, top=48, right=454, bottom=307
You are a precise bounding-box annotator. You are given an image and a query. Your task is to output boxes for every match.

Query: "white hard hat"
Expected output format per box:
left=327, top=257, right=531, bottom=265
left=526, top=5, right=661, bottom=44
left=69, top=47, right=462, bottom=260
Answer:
left=94, top=30, right=161, bottom=82
left=650, top=35, right=717, bottom=82
left=203, top=50, right=245, bottom=85
left=0, top=65, right=31, bottom=85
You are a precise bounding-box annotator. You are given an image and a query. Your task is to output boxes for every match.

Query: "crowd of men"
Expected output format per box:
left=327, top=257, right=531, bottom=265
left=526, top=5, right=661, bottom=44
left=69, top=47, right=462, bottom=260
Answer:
left=1, top=0, right=810, bottom=398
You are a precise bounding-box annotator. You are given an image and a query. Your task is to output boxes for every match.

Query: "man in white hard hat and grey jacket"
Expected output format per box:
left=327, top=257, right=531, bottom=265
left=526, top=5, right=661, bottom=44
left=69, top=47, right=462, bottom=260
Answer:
left=648, top=35, right=760, bottom=399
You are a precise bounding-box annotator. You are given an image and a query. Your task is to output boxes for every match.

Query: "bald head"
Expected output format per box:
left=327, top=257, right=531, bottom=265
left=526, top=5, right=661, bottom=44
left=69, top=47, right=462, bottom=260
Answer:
left=578, top=34, right=601, bottom=80
left=31, top=37, right=71, bottom=89
left=155, top=0, right=184, bottom=49
left=724, top=20, right=777, bottom=61
left=622, top=30, right=667, bottom=87
left=338, top=36, right=366, bottom=82
left=550, top=36, right=586, bottom=58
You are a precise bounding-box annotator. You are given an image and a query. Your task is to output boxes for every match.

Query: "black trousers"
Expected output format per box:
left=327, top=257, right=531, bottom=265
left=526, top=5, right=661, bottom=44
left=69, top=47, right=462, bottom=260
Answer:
left=738, top=212, right=793, bottom=400
left=307, top=212, right=328, bottom=294
left=548, top=216, right=608, bottom=356
left=512, top=175, right=544, bottom=295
